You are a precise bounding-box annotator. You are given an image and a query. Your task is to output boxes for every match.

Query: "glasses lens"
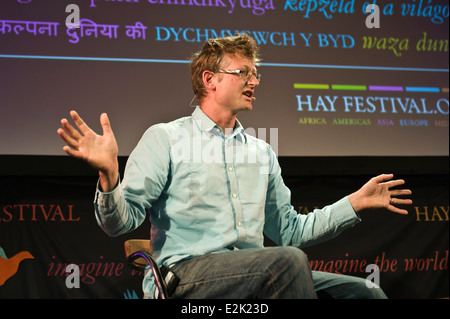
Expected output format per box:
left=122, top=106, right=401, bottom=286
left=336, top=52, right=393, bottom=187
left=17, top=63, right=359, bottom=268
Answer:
left=244, top=71, right=261, bottom=82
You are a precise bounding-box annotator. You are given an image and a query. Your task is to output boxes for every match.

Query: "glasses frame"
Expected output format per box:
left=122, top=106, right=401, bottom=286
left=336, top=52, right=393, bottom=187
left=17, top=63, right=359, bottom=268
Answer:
left=215, top=69, right=261, bottom=82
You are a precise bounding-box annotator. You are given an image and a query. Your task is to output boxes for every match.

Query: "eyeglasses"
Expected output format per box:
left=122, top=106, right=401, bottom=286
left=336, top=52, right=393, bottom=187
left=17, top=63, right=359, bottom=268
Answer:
left=215, top=69, right=261, bottom=82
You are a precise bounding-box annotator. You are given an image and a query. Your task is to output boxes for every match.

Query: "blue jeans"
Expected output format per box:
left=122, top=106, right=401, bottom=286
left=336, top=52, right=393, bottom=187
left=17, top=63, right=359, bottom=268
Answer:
left=169, top=247, right=387, bottom=299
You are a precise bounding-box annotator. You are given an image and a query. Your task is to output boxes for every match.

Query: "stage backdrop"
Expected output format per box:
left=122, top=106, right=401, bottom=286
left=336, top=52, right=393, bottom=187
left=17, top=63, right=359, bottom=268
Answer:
left=0, top=166, right=448, bottom=299
left=0, top=0, right=448, bottom=157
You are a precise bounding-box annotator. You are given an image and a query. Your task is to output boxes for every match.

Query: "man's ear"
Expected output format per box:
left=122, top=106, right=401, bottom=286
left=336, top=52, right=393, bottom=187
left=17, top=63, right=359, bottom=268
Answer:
left=202, top=70, right=216, bottom=91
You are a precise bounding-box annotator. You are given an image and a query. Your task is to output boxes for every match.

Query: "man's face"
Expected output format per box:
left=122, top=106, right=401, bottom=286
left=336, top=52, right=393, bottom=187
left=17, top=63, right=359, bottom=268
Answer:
left=213, top=54, right=260, bottom=115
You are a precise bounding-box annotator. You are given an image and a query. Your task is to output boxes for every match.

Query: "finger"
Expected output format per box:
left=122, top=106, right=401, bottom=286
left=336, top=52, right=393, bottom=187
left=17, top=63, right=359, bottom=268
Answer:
left=372, top=173, right=394, bottom=183
left=62, top=145, right=83, bottom=159
left=70, top=110, right=93, bottom=135
left=388, top=206, right=409, bottom=215
left=384, top=179, right=406, bottom=189
left=390, top=198, right=413, bottom=206
left=57, top=127, right=78, bottom=149
left=60, top=118, right=83, bottom=140
left=390, top=189, right=412, bottom=197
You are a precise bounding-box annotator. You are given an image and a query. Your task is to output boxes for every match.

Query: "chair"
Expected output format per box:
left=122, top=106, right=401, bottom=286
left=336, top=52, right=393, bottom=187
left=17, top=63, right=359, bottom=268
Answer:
left=124, top=239, right=168, bottom=299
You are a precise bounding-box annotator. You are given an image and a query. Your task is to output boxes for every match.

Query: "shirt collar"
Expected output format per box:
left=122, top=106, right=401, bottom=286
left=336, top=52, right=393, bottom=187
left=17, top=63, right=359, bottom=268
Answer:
left=191, top=107, right=247, bottom=143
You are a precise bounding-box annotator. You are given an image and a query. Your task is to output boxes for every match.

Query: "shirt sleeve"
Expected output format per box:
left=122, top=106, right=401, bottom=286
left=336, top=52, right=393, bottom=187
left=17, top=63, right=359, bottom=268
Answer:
left=94, top=179, right=131, bottom=237
left=263, top=147, right=361, bottom=248
left=93, top=124, right=171, bottom=237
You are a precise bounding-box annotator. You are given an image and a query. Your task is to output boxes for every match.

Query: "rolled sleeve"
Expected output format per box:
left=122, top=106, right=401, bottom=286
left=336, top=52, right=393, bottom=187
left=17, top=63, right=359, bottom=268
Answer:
left=95, top=179, right=121, bottom=210
left=93, top=179, right=130, bottom=237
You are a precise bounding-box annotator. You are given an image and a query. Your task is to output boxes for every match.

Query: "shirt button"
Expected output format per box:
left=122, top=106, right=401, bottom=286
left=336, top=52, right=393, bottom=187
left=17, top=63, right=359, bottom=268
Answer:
left=228, top=166, right=233, bottom=172
left=237, top=221, right=242, bottom=227
left=232, top=193, right=237, bottom=198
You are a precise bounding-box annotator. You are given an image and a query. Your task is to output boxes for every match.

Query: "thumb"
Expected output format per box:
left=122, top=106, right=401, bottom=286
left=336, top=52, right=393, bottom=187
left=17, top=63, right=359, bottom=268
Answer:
left=100, top=113, right=113, bottom=135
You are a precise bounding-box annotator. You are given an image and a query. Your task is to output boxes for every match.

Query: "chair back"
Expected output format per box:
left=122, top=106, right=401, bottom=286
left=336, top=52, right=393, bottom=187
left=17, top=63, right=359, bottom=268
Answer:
left=124, top=239, right=151, bottom=270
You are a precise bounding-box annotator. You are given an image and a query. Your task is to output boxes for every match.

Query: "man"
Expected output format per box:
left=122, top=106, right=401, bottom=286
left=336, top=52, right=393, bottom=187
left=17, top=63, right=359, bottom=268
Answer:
left=57, top=34, right=412, bottom=299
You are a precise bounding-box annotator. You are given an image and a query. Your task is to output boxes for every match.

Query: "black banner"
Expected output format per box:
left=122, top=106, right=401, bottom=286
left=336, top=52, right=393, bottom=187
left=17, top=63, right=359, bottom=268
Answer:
left=1, top=172, right=448, bottom=299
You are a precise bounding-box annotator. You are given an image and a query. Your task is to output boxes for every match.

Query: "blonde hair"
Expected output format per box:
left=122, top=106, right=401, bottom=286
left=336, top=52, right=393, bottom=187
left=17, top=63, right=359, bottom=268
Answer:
left=190, top=33, right=261, bottom=102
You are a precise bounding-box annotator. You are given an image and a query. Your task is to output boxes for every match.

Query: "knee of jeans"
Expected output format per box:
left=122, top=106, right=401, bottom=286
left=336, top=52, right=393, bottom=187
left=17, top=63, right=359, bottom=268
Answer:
left=350, top=276, right=388, bottom=299
left=271, top=247, right=309, bottom=270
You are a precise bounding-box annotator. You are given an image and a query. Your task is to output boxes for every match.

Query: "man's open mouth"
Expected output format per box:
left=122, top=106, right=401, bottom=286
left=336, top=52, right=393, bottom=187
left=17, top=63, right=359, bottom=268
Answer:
left=243, top=90, right=254, bottom=99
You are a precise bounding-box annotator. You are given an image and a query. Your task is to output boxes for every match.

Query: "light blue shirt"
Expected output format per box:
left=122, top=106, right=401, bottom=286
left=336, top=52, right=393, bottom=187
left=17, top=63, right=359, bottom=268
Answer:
left=94, top=107, right=360, bottom=296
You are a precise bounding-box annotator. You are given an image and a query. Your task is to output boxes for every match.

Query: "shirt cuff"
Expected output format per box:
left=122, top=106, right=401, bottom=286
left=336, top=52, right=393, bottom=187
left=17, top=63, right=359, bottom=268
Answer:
left=335, top=196, right=362, bottom=227
left=95, top=178, right=121, bottom=210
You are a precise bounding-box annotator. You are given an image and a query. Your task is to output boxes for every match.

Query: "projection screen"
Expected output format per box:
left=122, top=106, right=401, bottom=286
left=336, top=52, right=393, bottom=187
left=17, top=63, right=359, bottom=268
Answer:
left=0, top=0, right=448, bottom=157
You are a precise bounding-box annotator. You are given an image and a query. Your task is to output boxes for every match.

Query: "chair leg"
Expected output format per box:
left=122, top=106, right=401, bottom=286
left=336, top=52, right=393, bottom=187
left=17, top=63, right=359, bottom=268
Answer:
left=128, top=251, right=168, bottom=299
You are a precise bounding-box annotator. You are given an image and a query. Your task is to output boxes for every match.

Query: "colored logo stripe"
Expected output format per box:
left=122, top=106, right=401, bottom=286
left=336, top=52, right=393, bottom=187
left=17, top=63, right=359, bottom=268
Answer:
left=293, top=84, right=329, bottom=89
left=331, top=85, right=367, bottom=91
left=405, top=87, right=441, bottom=93
left=368, top=85, right=403, bottom=92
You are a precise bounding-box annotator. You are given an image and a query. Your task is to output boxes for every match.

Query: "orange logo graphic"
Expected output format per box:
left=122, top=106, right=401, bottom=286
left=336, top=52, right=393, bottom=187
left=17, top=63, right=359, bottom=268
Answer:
left=0, top=247, right=34, bottom=286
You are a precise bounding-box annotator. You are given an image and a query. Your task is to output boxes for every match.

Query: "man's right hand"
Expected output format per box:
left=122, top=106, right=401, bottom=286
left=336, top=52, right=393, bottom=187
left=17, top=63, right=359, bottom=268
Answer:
left=57, top=110, right=119, bottom=192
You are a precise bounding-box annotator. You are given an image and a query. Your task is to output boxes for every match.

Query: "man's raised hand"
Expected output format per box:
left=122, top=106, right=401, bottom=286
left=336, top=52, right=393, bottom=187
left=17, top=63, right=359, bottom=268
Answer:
left=57, top=110, right=119, bottom=191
